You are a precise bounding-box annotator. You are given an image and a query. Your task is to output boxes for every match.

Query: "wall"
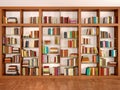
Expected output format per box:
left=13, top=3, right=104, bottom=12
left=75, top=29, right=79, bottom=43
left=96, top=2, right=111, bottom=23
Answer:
left=0, top=0, right=120, bottom=6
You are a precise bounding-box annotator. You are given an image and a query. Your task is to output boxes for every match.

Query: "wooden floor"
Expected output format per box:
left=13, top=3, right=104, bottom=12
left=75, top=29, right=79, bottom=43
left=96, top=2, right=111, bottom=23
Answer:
left=0, top=77, right=120, bottom=90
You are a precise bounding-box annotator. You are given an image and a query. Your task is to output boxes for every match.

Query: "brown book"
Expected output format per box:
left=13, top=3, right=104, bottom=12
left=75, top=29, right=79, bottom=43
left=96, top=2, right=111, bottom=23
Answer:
left=60, top=16, right=63, bottom=23
left=48, top=16, right=51, bottom=24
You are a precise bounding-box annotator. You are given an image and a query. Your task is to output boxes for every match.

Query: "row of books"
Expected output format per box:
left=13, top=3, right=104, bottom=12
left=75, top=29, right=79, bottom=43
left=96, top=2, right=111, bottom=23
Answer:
left=43, top=66, right=79, bottom=76
left=29, top=17, right=39, bottom=24
left=99, top=58, right=117, bottom=67
left=6, top=65, right=19, bottom=75
left=60, top=16, right=77, bottom=24
left=22, top=58, right=38, bottom=68
left=48, top=27, right=60, bottom=35
left=66, top=58, right=78, bottom=66
left=42, top=16, right=77, bottom=24
left=85, top=28, right=96, bottom=35
left=64, top=66, right=78, bottom=76
left=81, top=55, right=99, bottom=63
left=22, top=67, right=39, bottom=76
left=81, top=46, right=98, bottom=54
left=3, top=16, right=18, bottom=24
left=43, top=38, right=60, bottom=45
left=42, top=16, right=59, bottom=24
left=92, top=55, right=99, bottom=63
left=99, top=58, right=107, bottom=67
left=6, top=27, right=20, bottom=35
left=4, top=55, right=20, bottom=63
left=81, top=38, right=90, bottom=45
left=100, top=41, right=112, bottom=48
left=107, top=61, right=117, bottom=67
left=64, top=31, right=78, bottom=39
left=42, top=46, right=49, bottom=54
left=49, top=47, right=59, bottom=54
left=30, top=30, right=39, bottom=38
left=102, top=16, right=115, bottom=24
left=100, top=31, right=111, bottom=38
left=83, top=16, right=98, bottom=24
left=69, top=53, right=78, bottom=58
left=68, top=40, right=77, bottom=48
left=23, top=30, right=39, bottom=38
left=43, top=46, right=59, bottom=54
left=86, top=67, right=98, bottom=76
left=4, top=37, right=18, bottom=45
left=43, top=66, right=50, bottom=75
left=100, top=50, right=117, bottom=57
left=60, top=49, right=68, bottom=57
left=43, top=66, right=60, bottom=76
left=99, top=67, right=109, bottom=76
left=24, top=40, right=39, bottom=48
left=42, top=54, right=60, bottom=63
left=21, top=49, right=37, bottom=57
left=3, top=46, right=20, bottom=54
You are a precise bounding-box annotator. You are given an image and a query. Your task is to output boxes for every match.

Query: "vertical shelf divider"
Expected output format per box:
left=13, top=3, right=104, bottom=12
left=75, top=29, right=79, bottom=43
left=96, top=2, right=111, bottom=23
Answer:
left=78, top=8, right=81, bottom=76
left=20, top=9, right=23, bottom=75
left=97, top=9, right=100, bottom=76
left=39, top=8, right=42, bottom=76
left=118, top=8, right=120, bottom=76
left=20, top=26, right=23, bottom=75
left=0, top=9, right=2, bottom=76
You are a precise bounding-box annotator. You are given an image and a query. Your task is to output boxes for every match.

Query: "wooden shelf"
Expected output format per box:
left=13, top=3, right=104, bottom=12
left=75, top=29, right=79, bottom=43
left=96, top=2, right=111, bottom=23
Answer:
left=41, top=24, right=79, bottom=27
left=81, top=23, right=118, bottom=26
left=0, top=7, right=119, bottom=77
left=2, top=23, right=39, bottom=27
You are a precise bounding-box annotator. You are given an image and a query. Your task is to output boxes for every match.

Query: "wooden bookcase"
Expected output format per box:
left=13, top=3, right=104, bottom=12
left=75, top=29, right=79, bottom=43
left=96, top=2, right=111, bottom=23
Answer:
left=0, top=7, right=120, bottom=77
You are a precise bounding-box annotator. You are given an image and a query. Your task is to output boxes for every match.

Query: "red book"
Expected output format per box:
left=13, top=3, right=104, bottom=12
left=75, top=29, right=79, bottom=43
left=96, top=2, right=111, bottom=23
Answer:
left=44, top=16, right=47, bottom=23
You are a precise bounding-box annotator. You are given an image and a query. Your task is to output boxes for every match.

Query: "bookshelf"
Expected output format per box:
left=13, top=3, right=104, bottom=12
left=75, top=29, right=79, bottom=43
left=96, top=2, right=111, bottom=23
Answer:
left=0, top=7, right=120, bottom=77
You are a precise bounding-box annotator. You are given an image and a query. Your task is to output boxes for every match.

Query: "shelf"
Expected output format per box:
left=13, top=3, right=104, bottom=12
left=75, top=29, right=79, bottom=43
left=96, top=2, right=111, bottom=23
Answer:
left=43, top=35, right=60, bottom=37
left=23, top=38, right=39, bottom=40
left=100, top=47, right=115, bottom=49
left=81, top=35, right=96, bottom=37
left=61, top=47, right=77, bottom=48
left=41, top=24, right=79, bottom=27
left=81, top=62, right=97, bottom=64
left=81, top=24, right=99, bottom=26
left=61, top=38, right=77, bottom=40
left=99, top=23, right=118, bottom=26
left=23, top=47, right=39, bottom=49
left=81, top=53, right=97, bottom=55
left=5, top=63, right=20, bottom=64
left=6, top=44, right=20, bottom=46
left=60, top=56, right=78, bottom=58
left=2, top=24, right=21, bottom=26
left=43, top=44, right=60, bottom=46
left=100, top=57, right=115, bottom=58
left=43, top=53, right=59, bottom=55
left=3, top=53, right=20, bottom=54
left=22, top=66, right=39, bottom=68
left=81, top=44, right=95, bottom=46
left=5, top=35, right=20, bottom=36
left=2, top=24, right=39, bottom=27
left=81, top=23, right=118, bottom=26
left=22, top=57, right=38, bottom=58
left=60, top=65, right=78, bottom=67
left=43, top=63, right=60, bottom=64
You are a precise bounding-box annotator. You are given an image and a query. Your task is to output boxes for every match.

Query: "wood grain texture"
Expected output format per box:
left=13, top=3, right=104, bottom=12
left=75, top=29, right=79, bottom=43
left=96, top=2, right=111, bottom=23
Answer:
left=0, top=78, right=120, bottom=90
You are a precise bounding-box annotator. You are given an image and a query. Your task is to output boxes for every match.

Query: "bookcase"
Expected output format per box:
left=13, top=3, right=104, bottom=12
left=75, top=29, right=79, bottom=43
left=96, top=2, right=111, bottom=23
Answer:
left=0, top=7, right=120, bottom=77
